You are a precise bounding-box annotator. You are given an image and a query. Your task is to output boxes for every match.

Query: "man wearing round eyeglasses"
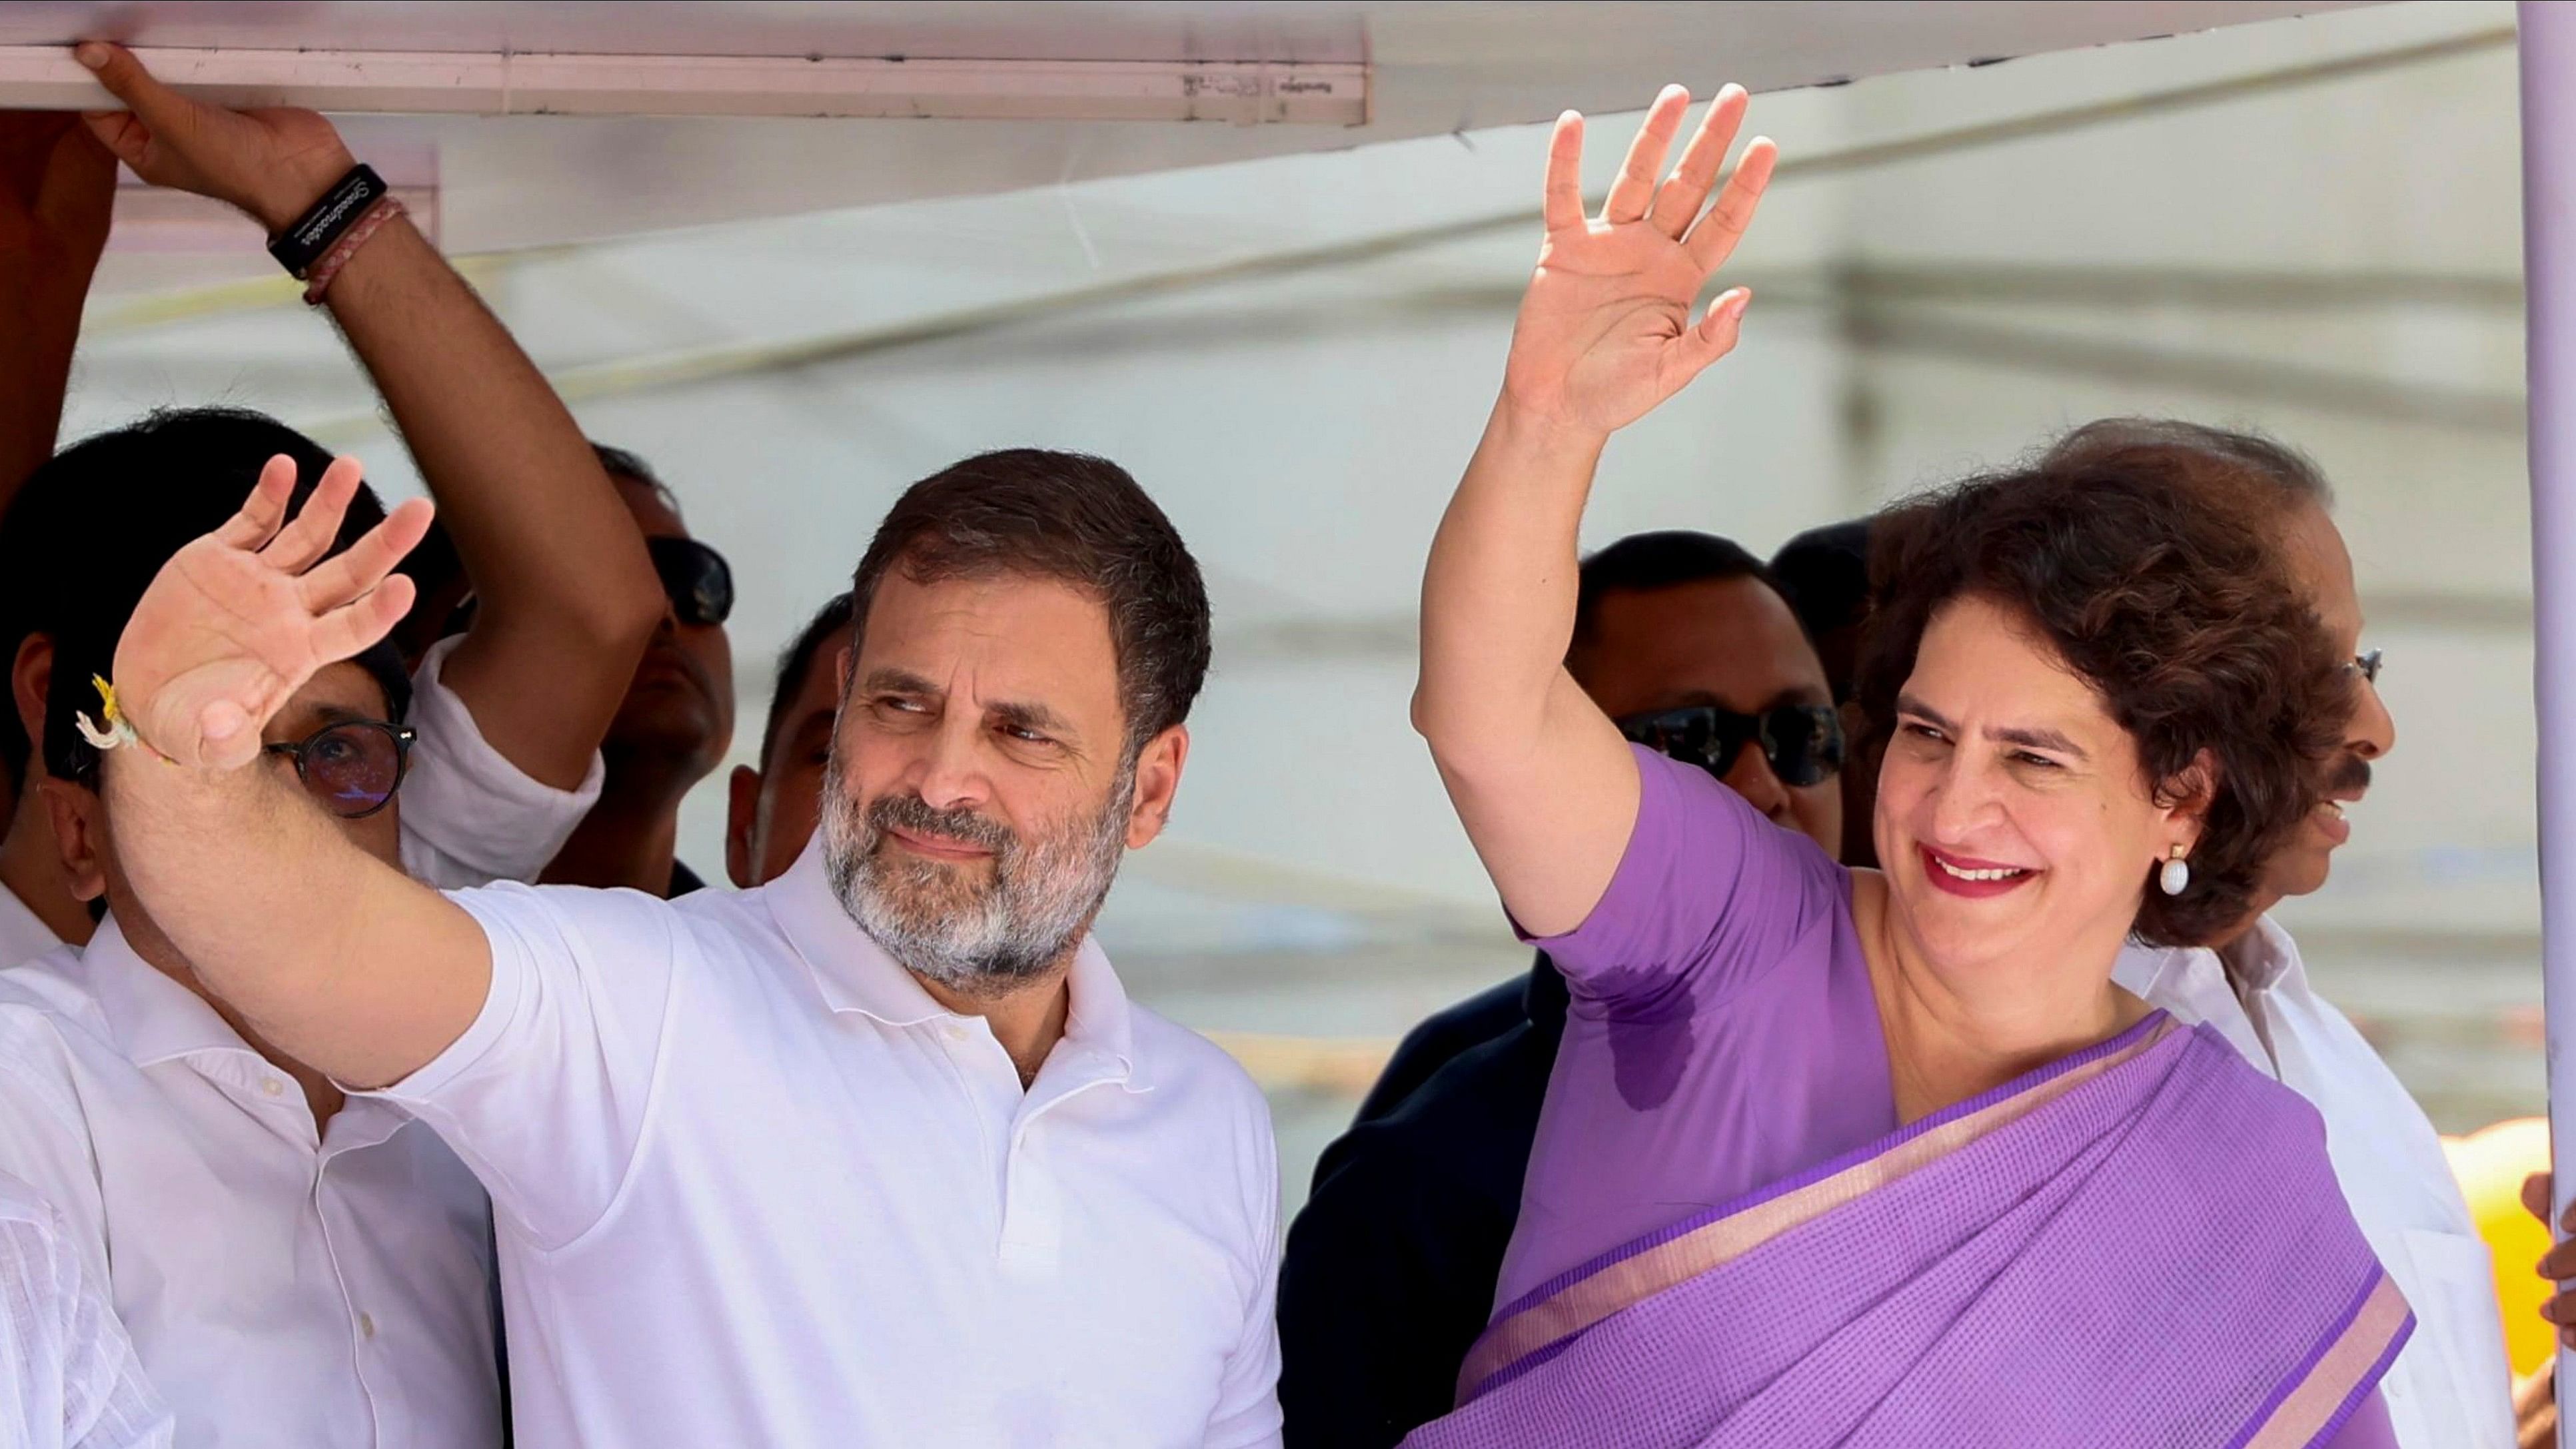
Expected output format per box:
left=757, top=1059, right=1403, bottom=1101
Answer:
left=0, top=454, right=488, bottom=1449
left=0, top=47, right=678, bottom=1448
left=1279, top=529, right=1846, bottom=1448
left=539, top=446, right=738, bottom=898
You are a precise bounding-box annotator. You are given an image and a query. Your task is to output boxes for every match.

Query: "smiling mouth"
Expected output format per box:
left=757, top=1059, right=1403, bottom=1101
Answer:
left=1920, top=845, right=2038, bottom=896
left=1938, top=861, right=2022, bottom=881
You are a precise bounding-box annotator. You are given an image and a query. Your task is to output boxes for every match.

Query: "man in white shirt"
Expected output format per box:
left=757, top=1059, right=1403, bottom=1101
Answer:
left=2068, top=421, right=2515, bottom=1447
left=0, top=1171, right=169, bottom=1449
left=93, top=445, right=1284, bottom=1446
left=0, top=629, right=499, bottom=1448
left=0, top=44, right=669, bottom=1448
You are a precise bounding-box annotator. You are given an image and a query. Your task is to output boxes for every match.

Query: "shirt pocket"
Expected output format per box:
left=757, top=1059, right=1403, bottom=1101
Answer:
left=2398, top=1226, right=2516, bottom=1448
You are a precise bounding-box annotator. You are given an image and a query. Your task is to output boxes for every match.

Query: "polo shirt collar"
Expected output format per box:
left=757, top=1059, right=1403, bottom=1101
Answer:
left=764, top=835, right=1144, bottom=1087
left=82, top=911, right=257, bottom=1067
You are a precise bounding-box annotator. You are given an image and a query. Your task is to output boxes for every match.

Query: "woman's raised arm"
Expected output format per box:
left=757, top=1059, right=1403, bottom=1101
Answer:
left=1413, top=85, right=1776, bottom=935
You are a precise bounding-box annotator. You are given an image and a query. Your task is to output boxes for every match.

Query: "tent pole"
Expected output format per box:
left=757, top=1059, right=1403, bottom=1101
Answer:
left=2523, top=3, right=2576, bottom=1440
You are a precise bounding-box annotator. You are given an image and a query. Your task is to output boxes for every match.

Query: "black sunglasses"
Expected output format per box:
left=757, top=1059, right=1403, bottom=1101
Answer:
left=649, top=537, right=734, bottom=628
left=263, top=720, right=417, bottom=819
left=1616, top=703, right=1847, bottom=789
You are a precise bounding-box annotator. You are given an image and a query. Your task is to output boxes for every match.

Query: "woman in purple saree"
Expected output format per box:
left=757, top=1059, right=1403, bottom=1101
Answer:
left=1406, top=86, right=2407, bottom=1447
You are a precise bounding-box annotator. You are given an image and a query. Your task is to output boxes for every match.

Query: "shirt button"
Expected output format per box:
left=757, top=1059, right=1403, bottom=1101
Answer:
left=261, top=1079, right=285, bottom=1097
left=358, top=1312, right=377, bottom=1340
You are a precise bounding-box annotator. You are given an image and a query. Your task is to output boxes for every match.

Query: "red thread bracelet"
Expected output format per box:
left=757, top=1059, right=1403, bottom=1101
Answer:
left=302, top=195, right=408, bottom=305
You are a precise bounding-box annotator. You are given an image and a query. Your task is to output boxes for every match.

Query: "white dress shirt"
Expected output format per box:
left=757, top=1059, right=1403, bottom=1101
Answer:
left=0, top=640, right=600, bottom=1448
left=2116, top=917, right=2515, bottom=1449
left=0, top=918, right=498, bottom=1449
left=0, top=1172, right=170, bottom=1449
left=372, top=835, right=1284, bottom=1448
left=0, top=883, right=59, bottom=977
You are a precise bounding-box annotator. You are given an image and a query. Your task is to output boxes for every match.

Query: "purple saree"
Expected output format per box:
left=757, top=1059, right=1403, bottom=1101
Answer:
left=1403, top=1013, right=2410, bottom=1449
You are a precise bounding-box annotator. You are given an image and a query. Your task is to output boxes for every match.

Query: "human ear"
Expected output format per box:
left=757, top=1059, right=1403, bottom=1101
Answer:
left=1125, top=725, right=1191, bottom=851
left=36, top=776, right=106, bottom=902
left=11, top=635, right=51, bottom=778
left=2154, top=748, right=2219, bottom=861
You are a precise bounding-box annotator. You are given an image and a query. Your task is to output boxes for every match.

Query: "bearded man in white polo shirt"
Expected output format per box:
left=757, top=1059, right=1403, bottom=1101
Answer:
left=89, top=446, right=1283, bottom=1448
left=2070, top=422, right=2515, bottom=1446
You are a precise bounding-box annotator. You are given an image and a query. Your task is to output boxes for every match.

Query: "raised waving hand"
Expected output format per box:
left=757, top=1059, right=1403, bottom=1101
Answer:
left=1416, top=86, right=1776, bottom=937
left=1501, top=85, right=1776, bottom=436
left=112, top=455, right=431, bottom=770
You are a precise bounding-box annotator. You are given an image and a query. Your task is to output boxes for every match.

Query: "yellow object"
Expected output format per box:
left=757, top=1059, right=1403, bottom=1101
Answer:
left=73, top=675, right=136, bottom=753
left=2444, top=1115, right=2555, bottom=1376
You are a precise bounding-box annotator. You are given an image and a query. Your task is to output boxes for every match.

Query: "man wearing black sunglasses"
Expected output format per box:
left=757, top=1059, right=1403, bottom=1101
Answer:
left=1279, top=530, right=1846, bottom=1448
left=538, top=447, right=737, bottom=899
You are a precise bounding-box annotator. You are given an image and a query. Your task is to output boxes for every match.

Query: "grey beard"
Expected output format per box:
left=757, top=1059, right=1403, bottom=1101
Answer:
left=821, top=753, right=1134, bottom=993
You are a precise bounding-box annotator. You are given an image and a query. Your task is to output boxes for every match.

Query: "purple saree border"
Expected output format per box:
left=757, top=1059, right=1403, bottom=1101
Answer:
left=1483, top=1007, right=2182, bottom=1328
left=2228, top=1270, right=2414, bottom=1449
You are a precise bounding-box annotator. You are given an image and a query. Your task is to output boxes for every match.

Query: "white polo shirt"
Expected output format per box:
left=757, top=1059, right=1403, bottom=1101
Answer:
left=0, top=1172, right=171, bottom=1449
left=0, top=917, right=498, bottom=1448
left=374, top=836, right=1284, bottom=1448
left=2117, top=917, right=2515, bottom=1449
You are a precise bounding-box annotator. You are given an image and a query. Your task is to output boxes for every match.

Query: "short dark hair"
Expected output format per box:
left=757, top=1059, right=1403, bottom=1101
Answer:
left=1571, top=530, right=1784, bottom=658
left=1770, top=519, right=1875, bottom=694
left=0, top=408, right=412, bottom=790
left=761, top=592, right=855, bottom=767
left=592, top=443, right=679, bottom=510
left=2043, top=418, right=2331, bottom=514
left=1856, top=447, right=2347, bottom=947
left=850, top=450, right=1210, bottom=751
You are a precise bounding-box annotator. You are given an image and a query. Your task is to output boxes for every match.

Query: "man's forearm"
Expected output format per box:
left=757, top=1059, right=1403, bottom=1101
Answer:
left=0, top=114, right=114, bottom=499
left=319, top=216, right=660, bottom=787
left=103, top=750, right=487, bottom=1089
left=0, top=278, right=90, bottom=496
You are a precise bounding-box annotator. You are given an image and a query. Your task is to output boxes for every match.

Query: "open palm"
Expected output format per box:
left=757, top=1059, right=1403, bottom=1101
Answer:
left=1501, top=85, right=1778, bottom=435
left=112, top=456, right=429, bottom=769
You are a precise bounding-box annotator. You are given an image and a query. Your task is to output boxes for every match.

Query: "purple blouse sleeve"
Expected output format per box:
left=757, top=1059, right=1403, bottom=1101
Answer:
left=1521, top=745, right=1846, bottom=1006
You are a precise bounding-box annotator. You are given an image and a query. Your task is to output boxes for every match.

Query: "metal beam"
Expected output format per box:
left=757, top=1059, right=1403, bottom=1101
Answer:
left=2513, top=7, right=2576, bottom=1438
left=0, top=46, right=1370, bottom=124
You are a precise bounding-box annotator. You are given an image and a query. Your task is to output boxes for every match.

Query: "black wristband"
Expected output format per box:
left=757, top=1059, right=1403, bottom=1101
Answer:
left=267, top=165, right=388, bottom=279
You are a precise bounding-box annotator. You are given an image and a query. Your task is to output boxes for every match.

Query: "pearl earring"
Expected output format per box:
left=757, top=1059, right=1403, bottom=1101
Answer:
left=2159, top=844, right=2190, bottom=897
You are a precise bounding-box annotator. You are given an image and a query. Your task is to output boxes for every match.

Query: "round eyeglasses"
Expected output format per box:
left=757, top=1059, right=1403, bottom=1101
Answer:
left=262, top=720, right=416, bottom=819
